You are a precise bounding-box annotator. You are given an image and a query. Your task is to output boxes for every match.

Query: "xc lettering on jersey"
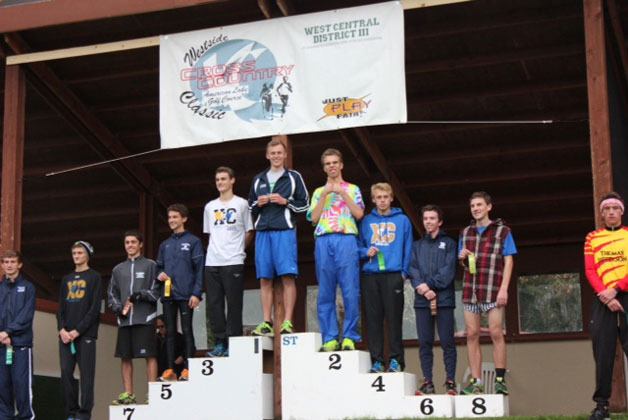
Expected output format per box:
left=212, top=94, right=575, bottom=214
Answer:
left=181, top=243, right=191, bottom=251
left=214, top=208, right=237, bottom=225
left=66, top=279, right=86, bottom=301
left=370, top=222, right=397, bottom=246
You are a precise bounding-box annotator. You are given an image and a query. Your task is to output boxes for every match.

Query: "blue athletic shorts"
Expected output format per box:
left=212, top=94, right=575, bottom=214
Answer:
left=255, top=229, right=298, bottom=279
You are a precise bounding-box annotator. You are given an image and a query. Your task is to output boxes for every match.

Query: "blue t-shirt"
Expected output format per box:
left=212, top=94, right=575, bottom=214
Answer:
left=458, top=226, right=517, bottom=256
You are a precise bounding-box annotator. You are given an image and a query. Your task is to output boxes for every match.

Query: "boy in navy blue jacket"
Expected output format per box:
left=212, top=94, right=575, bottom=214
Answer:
left=156, top=204, right=204, bottom=381
left=358, top=183, right=413, bottom=373
left=409, top=204, right=457, bottom=395
left=0, top=250, right=36, bottom=420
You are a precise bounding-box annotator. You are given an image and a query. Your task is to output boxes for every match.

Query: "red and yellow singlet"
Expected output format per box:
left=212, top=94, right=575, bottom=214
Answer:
left=584, top=226, right=628, bottom=292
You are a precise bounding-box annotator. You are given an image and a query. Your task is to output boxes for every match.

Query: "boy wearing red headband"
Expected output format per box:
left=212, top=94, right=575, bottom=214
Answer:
left=585, top=192, right=628, bottom=420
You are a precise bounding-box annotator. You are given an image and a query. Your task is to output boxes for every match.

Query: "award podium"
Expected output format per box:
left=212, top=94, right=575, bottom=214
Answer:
left=109, top=336, right=273, bottom=420
left=281, top=332, right=507, bottom=419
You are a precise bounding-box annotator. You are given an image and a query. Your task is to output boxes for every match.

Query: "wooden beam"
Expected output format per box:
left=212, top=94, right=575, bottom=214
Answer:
left=0, top=0, right=226, bottom=33
left=1, top=64, right=26, bottom=251
left=4, top=33, right=201, bottom=232
left=352, top=128, right=422, bottom=235
left=6, top=36, right=159, bottom=66
left=140, top=192, right=156, bottom=259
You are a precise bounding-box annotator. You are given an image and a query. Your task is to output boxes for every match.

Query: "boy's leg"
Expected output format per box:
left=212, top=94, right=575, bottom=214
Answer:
left=60, top=339, right=79, bottom=417
left=415, top=307, right=435, bottom=381
left=121, top=359, right=134, bottom=394
left=76, top=336, right=97, bottom=418
left=255, top=231, right=275, bottom=323
left=282, top=276, right=296, bottom=324
left=13, top=346, right=35, bottom=419
left=488, top=306, right=506, bottom=370
left=0, top=347, right=13, bottom=418
left=178, top=300, right=196, bottom=365
left=163, top=301, right=178, bottom=370
left=336, top=235, right=361, bottom=342
left=591, top=298, right=618, bottom=405
left=205, top=266, right=227, bottom=345
left=362, top=274, right=385, bottom=363
left=464, top=309, right=482, bottom=379
left=382, top=273, right=404, bottom=366
left=146, top=357, right=158, bottom=383
left=223, top=265, right=245, bottom=340
left=436, top=308, right=457, bottom=381
left=315, top=235, right=339, bottom=343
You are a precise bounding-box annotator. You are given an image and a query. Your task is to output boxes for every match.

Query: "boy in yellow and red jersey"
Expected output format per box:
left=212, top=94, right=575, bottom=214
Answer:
left=585, top=192, right=628, bottom=420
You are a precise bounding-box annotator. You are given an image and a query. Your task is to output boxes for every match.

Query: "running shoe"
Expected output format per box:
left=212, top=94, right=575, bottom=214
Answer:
left=494, top=377, right=509, bottom=395
left=206, top=342, right=227, bottom=357
left=112, top=392, right=136, bottom=405
left=252, top=321, right=274, bottom=337
left=158, top=368, right=177, bottom=382
left=369, top=361, right=384, bottom=373
left=320, top=339, right=340, bottom=352
left=388, top=358, right=402, bottom=372
left=280, top=320, right=294, bottom=334
left=179, top=368, right=189, bottom=381
left=415, top=379, right=435, bottom=395
left=445, top=379, right=458, bottom=395
left=461, top=378, right=484, bottom=395
left=341, top=338, right=355, bottom=351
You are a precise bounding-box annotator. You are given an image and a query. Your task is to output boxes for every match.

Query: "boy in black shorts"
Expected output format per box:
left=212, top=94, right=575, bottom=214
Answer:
left=108, top=230, right=160, bottom=404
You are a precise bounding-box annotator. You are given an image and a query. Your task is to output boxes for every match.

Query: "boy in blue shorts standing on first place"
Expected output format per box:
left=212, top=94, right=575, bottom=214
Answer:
left=248, top=138, right=309, bottom=336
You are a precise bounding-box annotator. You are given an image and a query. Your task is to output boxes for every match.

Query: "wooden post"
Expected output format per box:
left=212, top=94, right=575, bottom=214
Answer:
left=272, top=134, right=291, bottom=418
left=584, top=0, right=626, bottom=412
left=139, top=191, right=155, bottom=258
left=1, top=65, right=26, bottom=253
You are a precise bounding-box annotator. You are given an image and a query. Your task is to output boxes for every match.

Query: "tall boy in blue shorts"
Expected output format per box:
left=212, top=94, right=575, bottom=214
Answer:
left=248, top=138, right=309, bottom=336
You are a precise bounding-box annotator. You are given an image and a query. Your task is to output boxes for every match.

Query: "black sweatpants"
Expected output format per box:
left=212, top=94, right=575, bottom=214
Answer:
left=590, top=292, right=628, bottom=405
left=163, top=300, right=195, bottom=369
left=361, top=272, right=405, bottom=367
left=60, top=336, right=96, bottom=420
left=205, top=265, right=245, bottom=347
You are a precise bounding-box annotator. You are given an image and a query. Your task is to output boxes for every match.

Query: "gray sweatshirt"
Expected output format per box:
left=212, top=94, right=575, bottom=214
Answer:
left=107, top=256, right=159, bottom=327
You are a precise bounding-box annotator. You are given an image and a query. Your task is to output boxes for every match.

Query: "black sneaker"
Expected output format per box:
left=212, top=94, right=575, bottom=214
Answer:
left=589, top=405, right=610, bottom=420
left=415, top=379, right=435, bottom=395
left=445, top=380, right=457, bottom=395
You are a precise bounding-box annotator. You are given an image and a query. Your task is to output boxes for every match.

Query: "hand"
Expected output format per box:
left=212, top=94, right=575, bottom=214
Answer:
left=424, top=290, right=437, bottom=300
left=59, top=329, right=71, bottom=344
left=496, top=288, right=508, bottom=307
left=321, top=183, right=334, bottom=196
left=607, top=298, right=624, bottom=312
left=157, top=272, right=170, bottom=282
left=416, top=283, right=430, bottom=296
left=189, top=295, right=200, bottom=309
left=129, top=292, right=143, bottom=303
left=269, top=193, right=288, bottom=205
left=1, top=337, right=11, bottom=346
left=330, top=183, right=344, bottom=195
left=598, top=288, right=618, bottom=304
left=69, top=330, right=80, bottom=341
left=458, top=249, right=473, bottom=260
left=122, top=300, right=133, bottom=316
left=257, top=195, right=270, bottom=207
left=0, top=332, right=7, bottom=342
left=367, top=247, right=379, bottom=258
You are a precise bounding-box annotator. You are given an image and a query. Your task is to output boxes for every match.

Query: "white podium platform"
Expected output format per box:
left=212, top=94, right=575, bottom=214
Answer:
left=281, top=333, right=507, bottom=419
left=109, top=336, right=273, bottom=420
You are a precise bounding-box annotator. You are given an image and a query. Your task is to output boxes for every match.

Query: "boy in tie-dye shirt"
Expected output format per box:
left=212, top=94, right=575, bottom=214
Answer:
left=307, top=148, right=364, bottom=352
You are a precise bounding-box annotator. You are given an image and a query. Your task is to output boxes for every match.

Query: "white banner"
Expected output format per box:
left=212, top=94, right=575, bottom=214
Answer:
left=159, top=1, right=406, bottom=149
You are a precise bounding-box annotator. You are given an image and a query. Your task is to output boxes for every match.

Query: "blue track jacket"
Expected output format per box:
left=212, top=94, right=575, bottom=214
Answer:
left=156, top=231, right=204, bottom=301
left=0, top=274, right=35, bottom=347
left=248, top=168, right=309, bottom=231
left=358, top=207, right=413, bottom=277
left=409, top=230, right=457, bottom=308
